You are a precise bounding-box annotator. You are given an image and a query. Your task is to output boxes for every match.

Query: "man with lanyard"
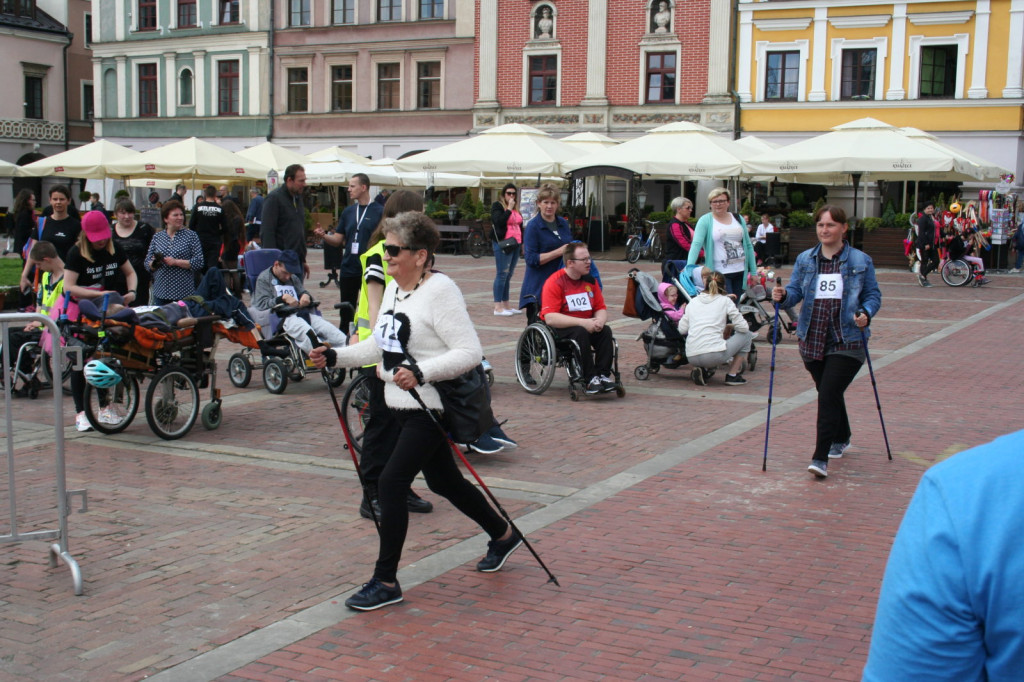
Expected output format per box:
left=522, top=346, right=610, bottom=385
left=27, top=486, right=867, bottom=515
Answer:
left=261, top=164, right=310, bottom=281
left=188, top=185, right=227, bottom=274
left=252, top=249, right=347, bottom=356
left=540, top=242, right=616, bottom=395
left=320, top=173, right=382, bottom=333
left=245, top=187, right=264, bottom=242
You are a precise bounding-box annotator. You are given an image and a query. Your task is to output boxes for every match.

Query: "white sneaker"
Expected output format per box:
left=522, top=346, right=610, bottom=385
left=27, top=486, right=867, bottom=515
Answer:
left=493, top=309, right=515, bottom=316
left=1010, top=268, right=1021, bottom=274
left=98, top=405, right=121, bottom=425
left=75, top=412, right=92, bottom=432
left=507, top=308, right=524, bottom=315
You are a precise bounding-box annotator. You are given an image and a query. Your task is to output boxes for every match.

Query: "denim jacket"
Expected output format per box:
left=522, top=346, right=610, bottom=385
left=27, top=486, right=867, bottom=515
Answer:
left=782, top=242, right=882, bottom=343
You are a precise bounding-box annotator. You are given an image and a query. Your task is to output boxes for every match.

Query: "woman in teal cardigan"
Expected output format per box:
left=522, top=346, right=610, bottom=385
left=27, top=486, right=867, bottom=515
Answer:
left=686, top=187, right=757, bottom=296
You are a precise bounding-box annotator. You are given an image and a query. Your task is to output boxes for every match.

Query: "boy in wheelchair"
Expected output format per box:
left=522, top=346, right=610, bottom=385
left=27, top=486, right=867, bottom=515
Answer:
left=540, top=242, right=617, bottom=394
left=252, top=249, right=348, bottom=355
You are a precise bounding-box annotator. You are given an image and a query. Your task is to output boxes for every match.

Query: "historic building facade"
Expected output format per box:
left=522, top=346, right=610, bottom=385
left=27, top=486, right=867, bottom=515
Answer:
left=89, top=0, right=270, bottom=149
left=474, top=0, right=736, bottom=136
left=735, top=0, right=1024, bottom=184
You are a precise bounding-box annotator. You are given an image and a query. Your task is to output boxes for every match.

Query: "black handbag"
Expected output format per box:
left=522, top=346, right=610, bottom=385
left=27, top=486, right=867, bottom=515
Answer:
left=493, top=224, right=518, bottom=254
left=434, top=364, right=494, bottom=443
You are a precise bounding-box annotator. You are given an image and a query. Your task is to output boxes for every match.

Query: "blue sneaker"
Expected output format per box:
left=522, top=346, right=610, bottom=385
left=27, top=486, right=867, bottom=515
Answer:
left=828, top=440, right=851, bottom=459
left=488, top=424, right=517, bottom=449
left=469, top=433, right=504, bottom=455
left=345, top=577, right=403, bottom=611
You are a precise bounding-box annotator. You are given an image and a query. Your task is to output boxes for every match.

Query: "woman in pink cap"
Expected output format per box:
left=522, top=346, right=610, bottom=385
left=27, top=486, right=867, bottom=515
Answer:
left=64, top=210, right=138, bottom=432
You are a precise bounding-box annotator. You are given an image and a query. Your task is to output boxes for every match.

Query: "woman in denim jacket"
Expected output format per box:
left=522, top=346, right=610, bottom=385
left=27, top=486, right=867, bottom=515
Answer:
left=772, top=205, right=881, bottom=479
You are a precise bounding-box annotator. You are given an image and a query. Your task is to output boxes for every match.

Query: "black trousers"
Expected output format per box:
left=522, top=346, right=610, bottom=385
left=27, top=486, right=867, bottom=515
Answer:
left=359, top=367, right=397, bottom=493
left=919, top=245, right=940, bottom=278
left=803, top=354, right=864, bottom=461
left=374, top=409, right=507, bottom=583
left=553, top=324, right=613, bottom=380
left=337, top=276, right=360, bottom=333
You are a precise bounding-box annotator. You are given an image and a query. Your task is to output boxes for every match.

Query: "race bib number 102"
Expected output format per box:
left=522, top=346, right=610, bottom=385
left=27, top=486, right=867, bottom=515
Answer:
left=565, top=292, right=592, bottom=312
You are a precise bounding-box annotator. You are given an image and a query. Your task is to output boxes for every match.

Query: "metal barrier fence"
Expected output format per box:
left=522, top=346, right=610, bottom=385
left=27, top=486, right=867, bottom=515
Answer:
left=1, top=312, right=85, bottom=595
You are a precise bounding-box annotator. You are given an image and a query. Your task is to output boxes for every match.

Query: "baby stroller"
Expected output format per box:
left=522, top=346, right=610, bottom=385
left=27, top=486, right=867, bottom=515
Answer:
left=626, top=268, right=688, bottom=380
left=734, top=271, right=796, bottom=344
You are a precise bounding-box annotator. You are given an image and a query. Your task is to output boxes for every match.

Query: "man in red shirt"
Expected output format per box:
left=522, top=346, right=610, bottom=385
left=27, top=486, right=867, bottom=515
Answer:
left=540, top=242, right=616, bottom=394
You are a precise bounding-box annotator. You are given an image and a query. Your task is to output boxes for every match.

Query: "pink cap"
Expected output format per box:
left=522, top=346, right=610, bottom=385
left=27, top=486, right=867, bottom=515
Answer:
left=81, top=210, right=112, bottom=243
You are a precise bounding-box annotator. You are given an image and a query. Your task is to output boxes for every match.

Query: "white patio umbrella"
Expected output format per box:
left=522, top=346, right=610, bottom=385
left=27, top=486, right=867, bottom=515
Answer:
left=106, top=137, right=270, bottom=181
left=734, top=135, right=780, bottom=155
left=742, top=118, right=1001, bottom=182
left=303, top=160, right=399, bottom=187
left=562, top=121, right=749, bottom=179
left=0, top=159, right=22, bottom=177
left=559, top=132, right=620, bottom=150
left=897, top=127, right=1009, bottom=182
left=366, top=158, right=481, bottom=188
left=306, top=146, right=371, bottom=164
left=236, top=142, right=308, bottom=173
left=393, top=123, right=585, bottom=177
left=19, top=139, right=141, bottom=179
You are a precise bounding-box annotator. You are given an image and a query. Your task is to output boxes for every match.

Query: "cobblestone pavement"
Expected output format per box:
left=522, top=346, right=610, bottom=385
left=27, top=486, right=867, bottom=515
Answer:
left=2, top=251, right=1022, bottom=681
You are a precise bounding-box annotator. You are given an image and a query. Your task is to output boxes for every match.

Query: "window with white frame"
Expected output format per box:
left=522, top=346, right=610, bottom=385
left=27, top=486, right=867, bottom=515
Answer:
left=377, top=62, right=400, bottom=109
left=137, top=0, right=156, bottom=30
left=218, top=60, right=240, bottom=115
left=82, top=81, right=94, bottom=120
left=138, top=63, right=158, bottom=117
left=331, top=64, right=353, bottom=111
left=529, top=55, right=557, bottom=105
left=765, top=51, right=799, bottom=101
left=220, top=0, right=239, bottom=24
left=179, top=68, right=194, bottom=106
left=645, top=52, right=676, bottom=103
left=24, top=73, right=44, bottom=119
left=332, top=0, right=353, bottom=24
left=377, top=0, right=400, bottom=22
left=416, top=61, right=441, bottom=109
left=289, top=0, right=310, bottom=26
left=419, top=0, right=442, bottom=20
left=908, top=34, right=967, bottom=100
left=287, top=67, right=308, bottom=112
left=841, top=49, right=876, bottom=100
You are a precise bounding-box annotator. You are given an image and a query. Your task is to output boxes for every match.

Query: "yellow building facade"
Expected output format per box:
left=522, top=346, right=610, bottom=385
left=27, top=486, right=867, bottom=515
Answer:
left=735, top=0, right=1024, bottom=183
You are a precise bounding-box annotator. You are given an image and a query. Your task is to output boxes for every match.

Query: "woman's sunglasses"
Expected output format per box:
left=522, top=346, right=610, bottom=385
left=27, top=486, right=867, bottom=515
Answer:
left=384, top=244, right=415, bottom=257
left=505, top=191, right=516, bottom=196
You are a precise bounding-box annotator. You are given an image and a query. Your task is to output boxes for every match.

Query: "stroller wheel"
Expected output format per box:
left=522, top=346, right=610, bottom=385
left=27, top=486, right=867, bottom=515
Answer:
left=747, top=345, right=758, bottom=372
left=634, top=365, right=649, bottom=381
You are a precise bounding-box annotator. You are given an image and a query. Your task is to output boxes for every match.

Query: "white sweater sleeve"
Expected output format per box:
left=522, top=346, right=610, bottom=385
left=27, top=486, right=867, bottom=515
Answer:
left=416, top=276, right=482, bottom=382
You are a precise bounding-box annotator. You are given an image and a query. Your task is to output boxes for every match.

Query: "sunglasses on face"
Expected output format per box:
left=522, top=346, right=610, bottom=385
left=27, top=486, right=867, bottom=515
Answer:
left=505, top=191, right=516, bottom=196
left=384, top=244, right=415, bottom=257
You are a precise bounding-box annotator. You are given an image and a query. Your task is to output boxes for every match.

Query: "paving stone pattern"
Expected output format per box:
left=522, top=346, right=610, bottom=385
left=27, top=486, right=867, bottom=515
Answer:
left=1, top=252, right=1022, bottom=681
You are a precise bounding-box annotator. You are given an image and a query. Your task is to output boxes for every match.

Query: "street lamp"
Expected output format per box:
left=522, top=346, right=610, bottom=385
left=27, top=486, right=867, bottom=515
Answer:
left=266, top=169, right=279, bottom=192
left=637, top=188, right=648, bottom=210
left=447, top=203, right=458, bottom=224
left=559, top=188, right=569, bottom=206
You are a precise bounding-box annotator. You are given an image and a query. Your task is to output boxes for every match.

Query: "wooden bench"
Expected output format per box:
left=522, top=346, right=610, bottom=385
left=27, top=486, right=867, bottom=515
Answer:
left=436, top=224, right=470, bottom=254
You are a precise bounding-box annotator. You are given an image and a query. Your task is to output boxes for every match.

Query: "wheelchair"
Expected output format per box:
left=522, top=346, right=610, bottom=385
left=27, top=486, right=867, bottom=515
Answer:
left=0, top=334, right=72, bottom=399
left=940, top=258, right=988, bottom=287
left=226, top=248, right=346, bottom=394
left=514, top=321, right=625, bottom=401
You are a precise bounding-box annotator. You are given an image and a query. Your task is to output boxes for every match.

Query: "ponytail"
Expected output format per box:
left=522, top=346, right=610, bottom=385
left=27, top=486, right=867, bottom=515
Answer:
left=702, top=269, right=725, bottom=296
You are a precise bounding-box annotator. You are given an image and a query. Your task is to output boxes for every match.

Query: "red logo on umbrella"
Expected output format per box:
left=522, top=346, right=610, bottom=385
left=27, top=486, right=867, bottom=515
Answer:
left=146, top=164, right=156, bottom=171
left=55, top=166, right=64, bottom=172
left=235, top=168, right=244, bottom=174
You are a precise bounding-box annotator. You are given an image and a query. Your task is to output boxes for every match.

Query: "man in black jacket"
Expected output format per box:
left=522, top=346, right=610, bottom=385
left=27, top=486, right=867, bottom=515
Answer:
left=261, top=164, right=309, bottom=281
left=916, top=203, right=938, bottom=287
left=189, top=185, right=226, bottom=274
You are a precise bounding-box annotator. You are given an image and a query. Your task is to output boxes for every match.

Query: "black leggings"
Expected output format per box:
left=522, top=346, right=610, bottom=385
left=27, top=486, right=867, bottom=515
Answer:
left=374, top=409, right=508, bottom=583
left=358, top=367, right=397, bottom=491
left=804, top=354, right=864, bottom=461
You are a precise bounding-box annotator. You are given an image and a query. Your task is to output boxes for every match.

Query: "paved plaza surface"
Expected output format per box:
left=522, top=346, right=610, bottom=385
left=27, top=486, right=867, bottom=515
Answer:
left=2, top=250, right=1022, bottom=681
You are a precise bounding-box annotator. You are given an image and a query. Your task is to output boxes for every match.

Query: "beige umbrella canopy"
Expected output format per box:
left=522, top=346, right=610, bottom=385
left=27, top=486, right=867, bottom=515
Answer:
left=393, top=123, right=585, bottom=177
left=304, top=160, right=399, bottom=187
left=365, top=157, right=481, bottom=188
left=236, top=142, right=308, bottom=173
left=560, top=132, right=621, bottom=150
left=306, top=146, right=371, bottom=164
left=106, top=137, right=270, bottom=181
left=897, top=127, right=1009, bottom=182
left=0, top=158, right=22, bottom=177
left=19, top=139, right=141, bottom=179
left=562, top=121, right=749, bottom=178
left=742, top=118, right=1004, bottom=182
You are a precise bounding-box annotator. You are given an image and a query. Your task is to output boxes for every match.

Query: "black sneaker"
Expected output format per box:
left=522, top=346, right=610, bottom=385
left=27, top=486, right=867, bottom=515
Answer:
left=359, top=496, right=381, bottom=520
left=407, top=491, right=433, bottom=513
left=585, top=377, right=603, bottom=395
left=724, top=373, right=747, bottom=386
left=345, top=577, right=403, bottom=611
left=599, top=375, right=617, bottom=392
left=808, top=460, right=828, bottom=478
left=476, top=532, right=523, bottom=572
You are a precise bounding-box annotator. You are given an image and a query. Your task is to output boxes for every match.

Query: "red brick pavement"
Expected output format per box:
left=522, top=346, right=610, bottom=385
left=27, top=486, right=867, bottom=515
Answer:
left=1, top=253, right=1022, bottom=681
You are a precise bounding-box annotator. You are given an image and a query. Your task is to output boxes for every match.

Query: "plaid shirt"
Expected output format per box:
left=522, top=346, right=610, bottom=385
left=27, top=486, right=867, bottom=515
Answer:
left=799, top=245, right=864, bottom=362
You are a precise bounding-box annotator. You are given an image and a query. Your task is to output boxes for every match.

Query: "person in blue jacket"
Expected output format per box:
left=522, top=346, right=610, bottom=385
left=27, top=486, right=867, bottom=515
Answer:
left=518, top=183, right=573, bottom=323
left=771, top=204, right=881, bottom=479
left=864, top=429, right=1024, bottom=681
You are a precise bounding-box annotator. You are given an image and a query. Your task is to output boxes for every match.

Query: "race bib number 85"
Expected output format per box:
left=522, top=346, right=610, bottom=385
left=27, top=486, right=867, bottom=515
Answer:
left=815, top=273, right=843, bottom=300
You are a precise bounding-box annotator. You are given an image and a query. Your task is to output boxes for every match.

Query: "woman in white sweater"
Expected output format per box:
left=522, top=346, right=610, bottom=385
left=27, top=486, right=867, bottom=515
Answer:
left=677, top=269, right=755, bottom=386
left=311, top=211, right=520, bottom=612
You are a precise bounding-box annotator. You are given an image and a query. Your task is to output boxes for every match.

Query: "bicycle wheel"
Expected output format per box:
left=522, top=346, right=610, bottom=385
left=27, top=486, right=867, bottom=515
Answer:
left=514, top=323, right=557, bottom=394
left=941, top=259, right=971, bottom=287
left=650, top=232, right=663, bottom=261
left=341, top=372, right=370, bottom=456
left=625, top=237, right=642, bottom=263
left=84, top=375, right=140, bottom=434
left=468, top=231, right=488, bottom=258
left=145, top=367, right=199, bottom=440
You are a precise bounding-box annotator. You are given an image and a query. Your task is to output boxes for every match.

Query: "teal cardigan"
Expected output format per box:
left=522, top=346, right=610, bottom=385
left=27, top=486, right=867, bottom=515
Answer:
left=685, top=211, right=758, bottom=285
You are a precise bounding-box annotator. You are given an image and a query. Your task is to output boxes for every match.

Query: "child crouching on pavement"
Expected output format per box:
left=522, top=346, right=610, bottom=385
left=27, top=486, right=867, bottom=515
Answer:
left=677, top=269, right=754, bottom=386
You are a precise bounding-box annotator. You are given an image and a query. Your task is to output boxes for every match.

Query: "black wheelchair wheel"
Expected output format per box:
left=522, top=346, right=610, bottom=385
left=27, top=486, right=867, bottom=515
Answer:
left=515, top=323, right=557, bottom=394
left=263, top=359, right=289, bottom=395
left=227, top=353, right=252, bottom=388
left=340, top=372, right=370, bottom=456
left=941, top=259, right=972, bottom=287
left=145, top=368, right=199, bottom=440
left=84, top=375, right=140, bottom=434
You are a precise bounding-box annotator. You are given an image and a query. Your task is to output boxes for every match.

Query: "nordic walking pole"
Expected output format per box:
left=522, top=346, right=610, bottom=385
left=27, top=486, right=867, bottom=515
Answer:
left=762, top=277, right=782, bottom=472
left=407, top=387, right=560, bottom=587
left=307, top=331, right=381, bottom=532
left=856, top=311, right=892, bottom=461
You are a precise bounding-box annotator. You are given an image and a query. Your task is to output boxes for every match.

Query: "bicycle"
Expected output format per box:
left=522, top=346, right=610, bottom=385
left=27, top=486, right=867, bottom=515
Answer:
left=466, top=225, right=488, bottom=258
left=625, top=220, right=663, bottom=263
